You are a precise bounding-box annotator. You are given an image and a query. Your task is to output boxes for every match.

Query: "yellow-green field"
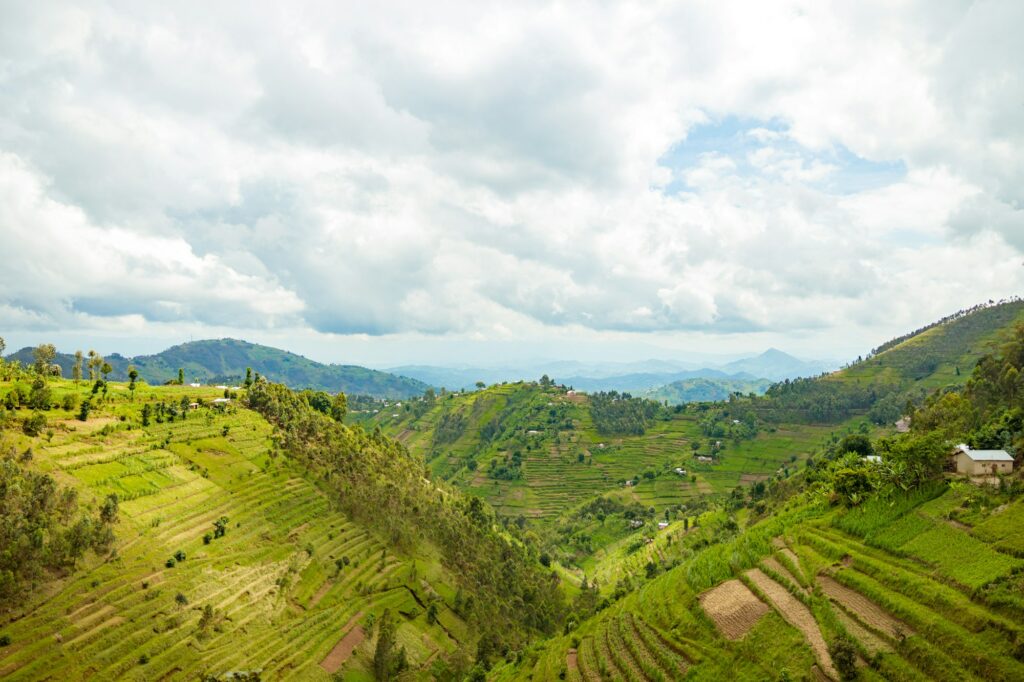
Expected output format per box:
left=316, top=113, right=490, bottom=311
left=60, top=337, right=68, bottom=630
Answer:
left=0, top=380, right=466, bottom=680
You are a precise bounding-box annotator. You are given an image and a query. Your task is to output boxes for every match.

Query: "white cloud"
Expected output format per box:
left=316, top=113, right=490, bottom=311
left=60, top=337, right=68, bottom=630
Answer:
left=1, top=1, right=1022, bottom=361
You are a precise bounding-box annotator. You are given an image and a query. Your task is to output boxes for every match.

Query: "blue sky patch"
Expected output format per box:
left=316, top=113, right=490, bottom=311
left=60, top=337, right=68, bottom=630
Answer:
left=657, top=115, right=906, bottom=195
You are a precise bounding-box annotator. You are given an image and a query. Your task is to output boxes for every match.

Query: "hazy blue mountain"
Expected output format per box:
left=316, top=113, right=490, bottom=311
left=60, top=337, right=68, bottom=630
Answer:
left=719, top=348, right=833, bottom=381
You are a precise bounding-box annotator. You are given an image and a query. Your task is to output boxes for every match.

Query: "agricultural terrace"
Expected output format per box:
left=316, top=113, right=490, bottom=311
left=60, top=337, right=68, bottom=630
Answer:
left=0, top=378, right=467, bottom=681
left=495, top=482, right=1024, bottom=681
left=366, top=383, right=848, bottom=520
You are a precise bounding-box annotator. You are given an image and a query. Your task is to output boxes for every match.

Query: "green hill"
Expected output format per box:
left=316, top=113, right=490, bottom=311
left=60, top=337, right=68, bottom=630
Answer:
left=491, top=318, right=1024, bottom=682
left=0, top=372, right=562, bottom=678
left=6, top=338, right=429, bottom=398
left=754, top=299, right=1024, bottom=424
left=644, top=376, right=773, bottom=404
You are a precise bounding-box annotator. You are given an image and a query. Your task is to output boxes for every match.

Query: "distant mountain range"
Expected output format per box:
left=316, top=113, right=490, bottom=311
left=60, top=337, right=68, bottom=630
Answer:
left=388, top=348, right=835, bottom=396
left=6, top=339, right=428, bottom=398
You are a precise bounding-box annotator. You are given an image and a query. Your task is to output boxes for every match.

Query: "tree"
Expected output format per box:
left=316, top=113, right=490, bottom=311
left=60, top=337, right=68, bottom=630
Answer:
left=177, top=368, right=184, bottom=385
left=73, top=350, right=83, bottom=384
left=0, top=336, right=5, bottom=356
left=100, top=494, right=119, bottom=524
left=28, top=377, right=51, bottom=410
left=141, top=403, right=151, bottom=427
left=475, top=381, right=486, bottom=390
left=373, top=609, right=406, bottom=680
left=100, top=362, right=112, bottom=381
left=330, top=392, right=348, bottom=422
left=128, top=366, right=139, bottom=400
left=78, top=399, right=91, bottom=422
left=87, top=350, right=99, bottom=381
left=244, top=367, right=253, bottom=388
left=32, top=344, right=57, bottom=377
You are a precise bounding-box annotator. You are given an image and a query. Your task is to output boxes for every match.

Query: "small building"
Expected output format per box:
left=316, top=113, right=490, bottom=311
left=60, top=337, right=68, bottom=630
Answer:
left=212, top=397, right=231, bottom=404
left=629, top=519, right=644, bottom=528
left=674, top=467, right=687, bottom=476
left=624, top=479, right=634, bottom=487
left=697, top=456, right=714, bottom=464
left=864, top=455, right=882, bottom=464
left=566, top=390, right=577, bottom=397
left=215, top=385, right=228, bottom=390
left=189, top=382, right=201, bottom=388
left=953, top=445, right=1014, bottom=476
left=657, top=521, right=669, bottom=530
left=527, top=429, right=541, bottom=436
left=188, top=402, right=199, bottom=410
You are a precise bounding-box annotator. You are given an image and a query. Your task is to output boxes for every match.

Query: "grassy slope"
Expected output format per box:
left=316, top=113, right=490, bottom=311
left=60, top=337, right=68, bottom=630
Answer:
left=495, top=483, right=1024, bottom=681
left=828, top=300, right=1024, bottom=393
left=0, top=379, right=464, bottom=681
left=362, top=385, right=849, bottom=522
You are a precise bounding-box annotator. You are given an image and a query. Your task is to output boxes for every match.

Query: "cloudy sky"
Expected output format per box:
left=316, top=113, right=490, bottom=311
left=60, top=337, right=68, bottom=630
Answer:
left=1, top=1, right=1022, bottom=367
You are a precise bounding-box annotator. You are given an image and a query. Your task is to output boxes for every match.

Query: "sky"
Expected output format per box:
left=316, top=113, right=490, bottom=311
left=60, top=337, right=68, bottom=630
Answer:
left=1, top=1, right=1023, bottom=368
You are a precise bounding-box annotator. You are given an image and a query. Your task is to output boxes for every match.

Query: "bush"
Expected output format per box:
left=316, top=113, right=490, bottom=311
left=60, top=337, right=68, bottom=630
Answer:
left=22, top=411, right=47, bottom=436
left=829, top=635, right=858, bottom=681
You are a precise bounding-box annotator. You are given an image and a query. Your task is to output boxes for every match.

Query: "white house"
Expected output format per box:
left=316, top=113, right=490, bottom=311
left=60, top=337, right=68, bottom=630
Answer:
left=212, top=397, right=231, bottom=404
left=189, top=382, right=201, bottom=388
left=953, top=444, right=1014, bottom=476
left=657, top=521, right=669, bottom=530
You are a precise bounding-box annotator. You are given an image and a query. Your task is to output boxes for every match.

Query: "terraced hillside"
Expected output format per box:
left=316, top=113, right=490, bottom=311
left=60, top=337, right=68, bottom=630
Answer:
left=495, top=482, right=1024, bottom=681
left=0, top=380, right=468, bottom=680
left=360, top=384, right=844, bottom=522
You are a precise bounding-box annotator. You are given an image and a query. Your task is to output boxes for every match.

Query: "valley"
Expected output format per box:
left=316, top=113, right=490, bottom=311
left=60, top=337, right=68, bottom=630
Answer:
left=2, top=299, right=1024, bottom=681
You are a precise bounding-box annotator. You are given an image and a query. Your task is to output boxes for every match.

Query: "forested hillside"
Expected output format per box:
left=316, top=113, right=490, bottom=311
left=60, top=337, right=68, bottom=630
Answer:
left=6, top=338, right=428, bottom=398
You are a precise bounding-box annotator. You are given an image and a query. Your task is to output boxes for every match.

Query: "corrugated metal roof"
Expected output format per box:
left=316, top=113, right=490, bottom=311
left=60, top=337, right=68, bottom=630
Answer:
left=957, top=445, right=1013, bottom=462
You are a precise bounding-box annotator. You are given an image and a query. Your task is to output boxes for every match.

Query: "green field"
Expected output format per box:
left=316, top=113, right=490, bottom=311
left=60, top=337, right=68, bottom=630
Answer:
left=0, top=381, right=466, bottom=680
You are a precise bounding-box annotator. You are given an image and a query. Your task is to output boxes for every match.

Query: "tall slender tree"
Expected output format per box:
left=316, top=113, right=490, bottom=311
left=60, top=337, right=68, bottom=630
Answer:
left=73, top=350, right=84, bottom=384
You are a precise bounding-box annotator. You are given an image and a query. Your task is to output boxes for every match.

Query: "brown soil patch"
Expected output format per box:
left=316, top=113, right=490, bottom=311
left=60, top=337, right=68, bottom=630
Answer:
left=818, top=575, right=911, bottom=640
left=319, top=613, right=365, bottom=674
left=746, top=568, right=837, bottom=679
left=771, top=536, right=787, bottom=549
left=833, top=608, right=891, bottom=654
left=698, top=579, right=770, bottom=640
left=740, top=474, right=770, bottom=484
left=566, top=648, right=578, bottom=674
left=763, top=557, right=807, bottom=594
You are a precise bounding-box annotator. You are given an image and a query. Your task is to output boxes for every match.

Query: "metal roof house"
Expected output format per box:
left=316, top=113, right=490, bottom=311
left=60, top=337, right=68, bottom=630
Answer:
left=953, top=444, right=1014, bottom=476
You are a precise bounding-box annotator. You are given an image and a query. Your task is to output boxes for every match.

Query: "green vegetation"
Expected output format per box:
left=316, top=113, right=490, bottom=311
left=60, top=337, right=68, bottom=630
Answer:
left=4, top=300, right=1024, bottom=680
left=6, top=338, right=429, bottom=399
left=645, top=376, right=773, bottom=404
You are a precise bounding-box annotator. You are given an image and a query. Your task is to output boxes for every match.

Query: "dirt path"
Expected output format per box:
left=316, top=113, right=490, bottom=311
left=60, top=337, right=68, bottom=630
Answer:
left=818, top=575, right=911, bottom=640
left=307, top=580, right=334, bottom=609
left=319, top=612, right=365, bottom=674
left=698, top=578, right=769, bottom=640
left=746, top=568, right=837, bottom=680
left=566, top=648, right=578, bottom=675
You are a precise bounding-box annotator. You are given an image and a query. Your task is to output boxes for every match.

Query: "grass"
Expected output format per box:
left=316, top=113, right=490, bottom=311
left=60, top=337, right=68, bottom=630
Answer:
left=0, top=378, right=465, bottom=680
